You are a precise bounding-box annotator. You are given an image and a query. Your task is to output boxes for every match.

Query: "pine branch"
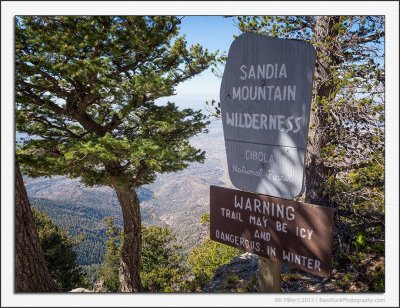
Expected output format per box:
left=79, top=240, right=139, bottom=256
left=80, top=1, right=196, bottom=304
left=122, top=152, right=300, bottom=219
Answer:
left=20, top=89, right=67, bottom=115
left=344, top=30, right=385, bottom=47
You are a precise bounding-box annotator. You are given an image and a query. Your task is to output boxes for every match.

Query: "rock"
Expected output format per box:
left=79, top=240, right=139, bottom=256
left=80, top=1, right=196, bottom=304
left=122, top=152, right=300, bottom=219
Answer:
left=203, top=252, right=258, bottom=292
left=69, top=287, right=93, bottom=292
left=93, top=279, right=107, bottom=292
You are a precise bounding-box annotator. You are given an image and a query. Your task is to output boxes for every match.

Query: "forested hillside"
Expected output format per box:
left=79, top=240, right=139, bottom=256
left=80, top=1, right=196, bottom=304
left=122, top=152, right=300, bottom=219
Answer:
left=27, top=179, right=152, bottom=265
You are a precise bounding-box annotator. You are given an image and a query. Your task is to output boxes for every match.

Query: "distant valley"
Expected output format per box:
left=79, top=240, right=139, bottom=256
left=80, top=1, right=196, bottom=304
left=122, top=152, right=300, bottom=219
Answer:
left=25, top=120, right=234, bottom=265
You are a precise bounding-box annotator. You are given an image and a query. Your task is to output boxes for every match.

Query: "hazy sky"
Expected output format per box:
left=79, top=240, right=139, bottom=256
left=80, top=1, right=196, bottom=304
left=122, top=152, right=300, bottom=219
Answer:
left=155, top=16, right=241, bottom=111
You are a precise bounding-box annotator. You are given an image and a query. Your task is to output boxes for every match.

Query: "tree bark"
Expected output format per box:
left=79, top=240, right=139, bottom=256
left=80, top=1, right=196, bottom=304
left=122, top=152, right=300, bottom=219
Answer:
left=15, top=161, right=58, bottom=292
left=305, top=16, right=340, bottom=206
left=113, top=185, right=144, bottom=292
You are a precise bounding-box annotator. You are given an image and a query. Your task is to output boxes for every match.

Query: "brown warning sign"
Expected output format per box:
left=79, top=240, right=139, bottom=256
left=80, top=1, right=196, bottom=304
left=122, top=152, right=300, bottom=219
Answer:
left=210, top=186, right=333, bottom=277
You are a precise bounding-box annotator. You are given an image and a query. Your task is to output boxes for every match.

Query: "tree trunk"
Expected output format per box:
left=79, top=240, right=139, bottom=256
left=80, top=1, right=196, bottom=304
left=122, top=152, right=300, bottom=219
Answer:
left=15, top=161, right=58, bottom=292
left=114, top=185, right=144, bottom=292
left=305, top=16, right=340, bottom=206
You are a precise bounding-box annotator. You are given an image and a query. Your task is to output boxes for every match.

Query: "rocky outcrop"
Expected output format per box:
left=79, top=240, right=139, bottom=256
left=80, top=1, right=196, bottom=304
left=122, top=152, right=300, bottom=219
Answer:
left=203, top=253, right=258, bottom=292
left=203, top=252, right=347, bottom=293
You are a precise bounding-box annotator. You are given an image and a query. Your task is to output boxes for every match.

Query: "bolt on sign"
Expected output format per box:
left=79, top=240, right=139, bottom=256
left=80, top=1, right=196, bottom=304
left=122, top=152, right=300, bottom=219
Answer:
left=210, top=186, right=333, bottom=277
left=220, top=33, right=316, bottom=199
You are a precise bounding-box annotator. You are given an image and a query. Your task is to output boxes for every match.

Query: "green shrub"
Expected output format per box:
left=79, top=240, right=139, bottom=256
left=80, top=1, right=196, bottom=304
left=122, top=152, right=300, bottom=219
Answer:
left=187, top=239, right=240, bottom=289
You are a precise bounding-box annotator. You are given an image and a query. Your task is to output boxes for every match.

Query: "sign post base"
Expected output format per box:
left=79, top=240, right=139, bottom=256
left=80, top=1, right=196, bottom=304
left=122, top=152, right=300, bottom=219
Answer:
left=258, top=257, right=281, bottom=293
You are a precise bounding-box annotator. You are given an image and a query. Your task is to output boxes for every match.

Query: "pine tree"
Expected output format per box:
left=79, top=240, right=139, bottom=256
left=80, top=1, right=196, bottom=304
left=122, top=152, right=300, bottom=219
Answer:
left=32, top=207, right=88, bottom=291
left=233, top=16, right=385, bottom=289
left=16, top=16, right=217, bottom=291
left=236, top=16, right=384, bottom=206
left=99, top=217, right=122, bottom=292
left=99, top=217, right=188, bottom=292
left=140, top=225, right=187, bottom=292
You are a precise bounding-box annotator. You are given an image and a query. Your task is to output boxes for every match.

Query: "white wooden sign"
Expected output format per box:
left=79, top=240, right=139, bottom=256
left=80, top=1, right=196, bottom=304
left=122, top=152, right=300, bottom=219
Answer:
left=220, top=33, right=316, bottom=199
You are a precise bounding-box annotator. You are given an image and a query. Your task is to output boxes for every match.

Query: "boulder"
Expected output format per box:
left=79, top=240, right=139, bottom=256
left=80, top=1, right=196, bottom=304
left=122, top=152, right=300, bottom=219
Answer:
left=69, top=287, right=93, bottom=292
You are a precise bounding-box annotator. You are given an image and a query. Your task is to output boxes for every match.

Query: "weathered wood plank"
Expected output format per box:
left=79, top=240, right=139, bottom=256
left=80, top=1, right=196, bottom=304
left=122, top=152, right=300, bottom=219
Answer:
left=210, top=185, right=334, bottom=277
left=220, top=33, right=316, bottom=198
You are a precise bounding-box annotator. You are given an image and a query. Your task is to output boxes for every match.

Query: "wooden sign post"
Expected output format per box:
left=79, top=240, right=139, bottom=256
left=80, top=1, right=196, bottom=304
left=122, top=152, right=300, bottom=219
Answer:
left=258, top=257, right=281, bottom=292
left=214, top=33, right=319, bottom=292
